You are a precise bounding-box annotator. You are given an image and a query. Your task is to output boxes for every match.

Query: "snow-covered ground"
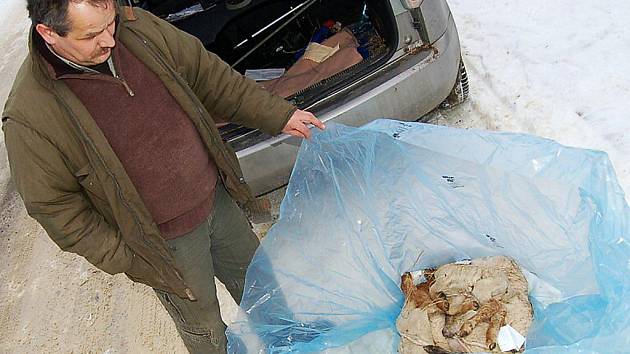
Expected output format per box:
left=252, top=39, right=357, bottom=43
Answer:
left=0, top=0, right=30, bottom=187
left=0, top=0, right=628, bottom=352
left=445, top=0, right=629, bottom=196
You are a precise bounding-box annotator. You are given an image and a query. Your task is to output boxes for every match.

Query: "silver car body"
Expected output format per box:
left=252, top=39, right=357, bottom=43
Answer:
left=238, top=0, right=462, bottom=195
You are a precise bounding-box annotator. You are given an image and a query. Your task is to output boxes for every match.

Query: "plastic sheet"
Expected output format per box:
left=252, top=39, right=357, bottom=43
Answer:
left=227, top=120, right=630, bottom=353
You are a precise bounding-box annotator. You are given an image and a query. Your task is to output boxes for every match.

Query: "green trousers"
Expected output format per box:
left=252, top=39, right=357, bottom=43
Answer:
left=154, top=183, right=259, bottom=354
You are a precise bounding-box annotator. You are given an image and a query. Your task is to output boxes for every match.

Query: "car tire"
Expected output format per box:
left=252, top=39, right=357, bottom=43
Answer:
left=440, top=57, right=469, bottom=109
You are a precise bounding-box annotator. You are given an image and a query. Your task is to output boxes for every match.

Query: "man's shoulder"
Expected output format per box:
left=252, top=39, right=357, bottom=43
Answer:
left=120, top=7, right=179, bottom=42
left=120, top=6, right=202, bottom=53
left=2, top=56, right=69, bottom=141
left=119, top=6, right=202, bottom=74
left=3, top=55, right=55, bottom=122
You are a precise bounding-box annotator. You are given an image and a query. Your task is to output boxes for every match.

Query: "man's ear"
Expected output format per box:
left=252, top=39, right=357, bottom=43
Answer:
left=35, top=23, right=58, bottom=45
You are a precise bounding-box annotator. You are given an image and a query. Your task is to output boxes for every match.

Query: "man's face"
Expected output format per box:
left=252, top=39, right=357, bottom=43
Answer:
left=37, top=1, right=117, bottom=66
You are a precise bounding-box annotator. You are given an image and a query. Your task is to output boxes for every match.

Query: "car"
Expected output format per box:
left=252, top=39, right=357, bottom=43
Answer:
left=137, top=0, right=469, bottom=195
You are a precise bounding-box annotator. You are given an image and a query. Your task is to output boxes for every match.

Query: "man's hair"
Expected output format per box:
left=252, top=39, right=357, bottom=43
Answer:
left=27, top=0, right=115, bottom=37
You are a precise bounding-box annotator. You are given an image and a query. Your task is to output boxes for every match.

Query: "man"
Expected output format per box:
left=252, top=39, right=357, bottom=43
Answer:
left=2, top=0, right=324, bottom=352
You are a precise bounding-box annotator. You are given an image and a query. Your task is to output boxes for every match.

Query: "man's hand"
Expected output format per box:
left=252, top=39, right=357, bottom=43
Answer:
left=281, top=109, right=326, bottom=139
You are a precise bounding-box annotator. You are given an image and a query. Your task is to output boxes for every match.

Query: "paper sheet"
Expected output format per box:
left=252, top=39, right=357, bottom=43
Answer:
left=497, top=325, right=526, bottom=351
left=303, top=42, right=340, bottom=63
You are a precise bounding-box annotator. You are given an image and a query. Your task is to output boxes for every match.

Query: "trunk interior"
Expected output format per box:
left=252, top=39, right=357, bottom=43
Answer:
left=143, top=0, right=398, bottom=150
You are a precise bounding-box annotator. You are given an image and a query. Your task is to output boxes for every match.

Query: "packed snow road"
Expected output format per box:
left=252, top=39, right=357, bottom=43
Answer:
left=0, top=0, right=627, bottom=352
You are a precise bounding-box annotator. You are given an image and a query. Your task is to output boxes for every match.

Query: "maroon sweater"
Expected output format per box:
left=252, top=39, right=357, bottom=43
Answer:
left=41, top=37, right=218, bottom=239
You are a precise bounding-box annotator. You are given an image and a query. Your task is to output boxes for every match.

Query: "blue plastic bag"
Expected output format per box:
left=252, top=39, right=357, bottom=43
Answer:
left=227, top=120, right=630, bottom=353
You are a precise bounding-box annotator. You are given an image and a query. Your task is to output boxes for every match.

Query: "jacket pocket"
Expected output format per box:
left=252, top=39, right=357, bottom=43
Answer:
left=75, top=164, right=108, bottom=203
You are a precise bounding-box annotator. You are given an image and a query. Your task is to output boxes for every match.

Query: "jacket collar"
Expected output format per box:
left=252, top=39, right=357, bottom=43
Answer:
left=45, top=41, right=104, bottom=75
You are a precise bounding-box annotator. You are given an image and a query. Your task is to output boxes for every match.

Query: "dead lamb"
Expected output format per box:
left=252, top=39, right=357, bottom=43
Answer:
left=396, top=256, right=533, bottom=353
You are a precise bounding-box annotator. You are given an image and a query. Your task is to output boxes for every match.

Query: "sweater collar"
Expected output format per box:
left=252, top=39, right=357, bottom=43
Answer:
left=44, top=41, right=113, bottom=75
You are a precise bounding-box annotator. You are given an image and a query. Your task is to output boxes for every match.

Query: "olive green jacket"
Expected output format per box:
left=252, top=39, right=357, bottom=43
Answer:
left=2, top=7, right=296, bottom=299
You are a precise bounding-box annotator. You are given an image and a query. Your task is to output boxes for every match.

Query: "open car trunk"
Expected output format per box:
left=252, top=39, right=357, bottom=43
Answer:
left=145, top=0, right=398, bottom=150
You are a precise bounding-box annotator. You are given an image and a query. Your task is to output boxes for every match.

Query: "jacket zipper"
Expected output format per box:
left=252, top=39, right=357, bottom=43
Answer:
left=54, top=92, right=191, bottom=291
left=53, top=93, right=148, bottom=242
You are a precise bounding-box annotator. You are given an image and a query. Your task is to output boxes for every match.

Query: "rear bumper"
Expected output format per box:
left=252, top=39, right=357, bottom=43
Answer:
left=237, top=14, right=462, bottom=195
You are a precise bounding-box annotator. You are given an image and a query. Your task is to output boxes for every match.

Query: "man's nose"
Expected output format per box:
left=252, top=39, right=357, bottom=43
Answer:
left=97, top=29, right=115, bottom=48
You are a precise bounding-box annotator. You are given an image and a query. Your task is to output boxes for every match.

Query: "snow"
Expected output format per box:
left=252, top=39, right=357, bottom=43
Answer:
left=0, top=0, right=29, bottom=187
left=446, top=0, right=630, bottom=200
left=0, top=0, right=29, bottom=107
